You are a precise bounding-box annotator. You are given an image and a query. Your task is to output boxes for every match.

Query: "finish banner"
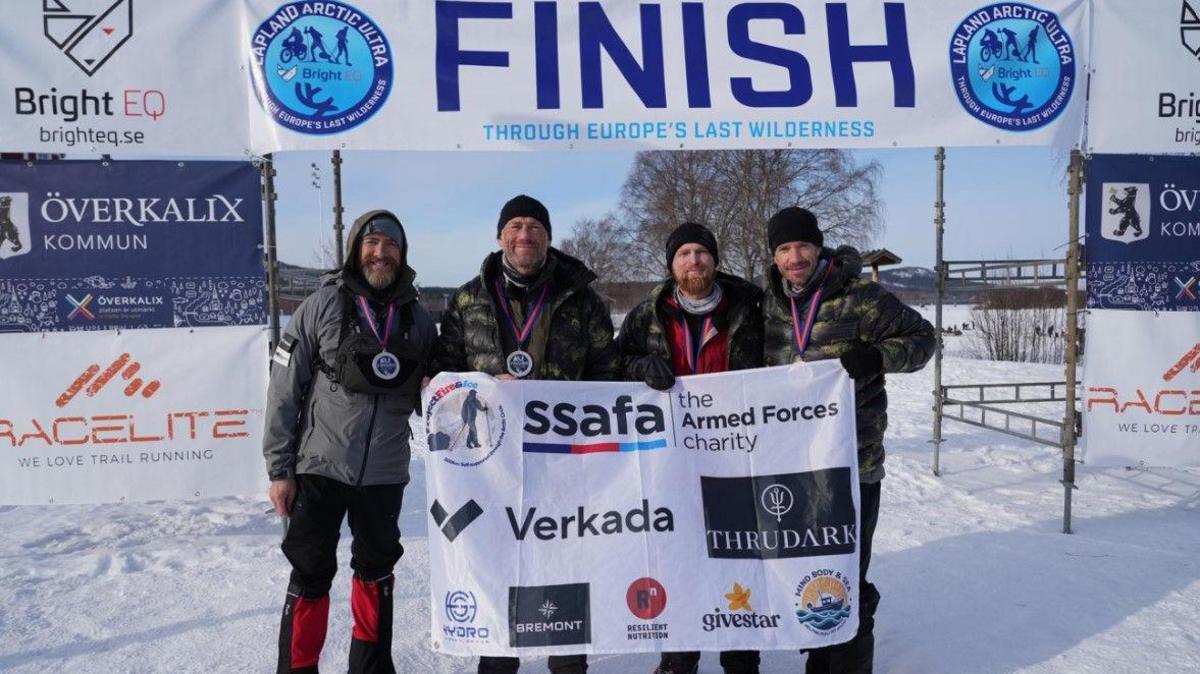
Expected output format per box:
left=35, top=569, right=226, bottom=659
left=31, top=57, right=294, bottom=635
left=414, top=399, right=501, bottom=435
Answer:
left=0, top=326, right=270, bottom=504
left=0, top=1, right=1087, bottom=154
left=1084, top=154, right=1200, bottom=312
left=423, top=363, right=861, bottom=656
left=1082, top=310, right=1200, bottom=467
left=0, top=160, right=266, bottom=331
left=1087, top=0, right=1200, bottom=154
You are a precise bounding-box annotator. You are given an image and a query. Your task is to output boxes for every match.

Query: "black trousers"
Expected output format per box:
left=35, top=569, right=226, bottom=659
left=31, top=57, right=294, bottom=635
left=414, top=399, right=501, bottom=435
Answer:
left=804, top=480, right=881, bottom=674
left=478, top=655, right=587, bottom=674
left=277, top=474, right=406, bottom=674
left=657, top=650, right=760, bottom=673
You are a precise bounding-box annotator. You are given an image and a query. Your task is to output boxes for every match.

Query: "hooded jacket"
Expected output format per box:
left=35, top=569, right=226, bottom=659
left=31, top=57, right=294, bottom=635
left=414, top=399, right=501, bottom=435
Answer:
left=762, top=245, right=935, bottom=483
left=263, top=210, right=437, bottom=486
left=432, top=247, right=619, bottom=381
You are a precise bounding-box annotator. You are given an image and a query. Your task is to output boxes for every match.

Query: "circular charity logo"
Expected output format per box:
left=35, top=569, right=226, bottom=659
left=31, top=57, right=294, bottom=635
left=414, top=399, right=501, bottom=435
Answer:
left=794, top=570, right=852, bottom=634
left=948, top=3, right=1075, bottom=131
left=250, top=0, right=392, bottom=134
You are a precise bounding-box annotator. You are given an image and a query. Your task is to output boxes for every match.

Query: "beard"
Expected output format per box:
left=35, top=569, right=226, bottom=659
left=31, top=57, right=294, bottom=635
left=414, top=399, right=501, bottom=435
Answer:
left=363, top=258, right=398, bottom=289
left=676, top=268, right=716, bottom=297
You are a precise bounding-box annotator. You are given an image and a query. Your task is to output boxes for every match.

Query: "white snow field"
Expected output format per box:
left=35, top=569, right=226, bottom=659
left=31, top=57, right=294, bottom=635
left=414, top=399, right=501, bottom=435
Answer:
left=2, top=354, right=1197, bottom=673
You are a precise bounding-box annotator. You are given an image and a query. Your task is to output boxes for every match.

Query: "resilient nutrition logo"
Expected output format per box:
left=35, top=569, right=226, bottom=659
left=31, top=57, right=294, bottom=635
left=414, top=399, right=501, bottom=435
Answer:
left=249, top=0, right=393, bottom=134
left=949, top=3, right=1075, bottom=131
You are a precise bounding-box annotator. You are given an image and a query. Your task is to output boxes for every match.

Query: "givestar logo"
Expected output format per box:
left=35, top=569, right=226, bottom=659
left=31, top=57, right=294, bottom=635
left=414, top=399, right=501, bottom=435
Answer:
left=701, top=469, right=857, bottom=560
left=430, top=498, right=483, bottom=542
left=700, top=582, right=782, bottom=633
left=523, top=394, right=668, bottom=454
left=506, top=499, right=675, bottom=541
left=56, top=352, right=160, bottom=407
left=508, top=583, right=591, bottom=648
left=43, top=0, right=134, bottom=76
left=1087, top=343, right=1200, bottom=416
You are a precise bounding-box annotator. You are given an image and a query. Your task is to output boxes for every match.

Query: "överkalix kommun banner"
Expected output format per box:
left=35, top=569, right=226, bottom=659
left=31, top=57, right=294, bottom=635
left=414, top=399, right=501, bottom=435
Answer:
left=423, top=362, right=861, bottom=656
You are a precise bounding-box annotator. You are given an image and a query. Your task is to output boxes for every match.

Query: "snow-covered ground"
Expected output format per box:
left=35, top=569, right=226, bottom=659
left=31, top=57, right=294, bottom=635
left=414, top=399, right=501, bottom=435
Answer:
left=2, top=354, right=1197, bottom=673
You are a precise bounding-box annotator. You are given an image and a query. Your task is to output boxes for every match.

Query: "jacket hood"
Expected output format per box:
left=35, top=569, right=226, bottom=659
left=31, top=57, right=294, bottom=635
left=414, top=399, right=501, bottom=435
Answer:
left=767, top=245, right=863, bottom=303
left=333, top=209, right=419, bottom=304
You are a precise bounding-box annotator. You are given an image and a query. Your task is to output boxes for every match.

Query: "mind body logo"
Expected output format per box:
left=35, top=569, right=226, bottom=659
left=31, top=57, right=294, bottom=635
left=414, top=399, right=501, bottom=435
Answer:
left=508, top=583, right=591, bottom=648
left=425, top=380, right=507, bottom=468
left=43, top=0, right=134, bottom=76
left=949, top=3, right=1075, bottom=131
left=794, top=569, right=853, bottom=635
left=1100, top=183, right=1151, bottom=244
left=0, top=193, right=31, bottom=261
left=249, top=0, right=393, bottom=134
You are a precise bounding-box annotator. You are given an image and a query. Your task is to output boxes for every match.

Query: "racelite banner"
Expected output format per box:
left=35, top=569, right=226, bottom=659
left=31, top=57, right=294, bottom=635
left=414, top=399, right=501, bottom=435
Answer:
left=0, top=325, right=270, bottom=504
left=423, top=362, right=861, bottom=656
left=1087, top=0, right=1200, bottom=154
left=0, top=160, right=266, bottom=331
left=0, top=1, right=1087, bottom=154
left=1082, top=310, right=1200, bottom=467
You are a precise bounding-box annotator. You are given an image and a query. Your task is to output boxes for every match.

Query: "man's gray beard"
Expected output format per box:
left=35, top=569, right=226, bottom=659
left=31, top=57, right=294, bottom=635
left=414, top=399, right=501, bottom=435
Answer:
left=676, top=270, right=715, bottom=297
left=365, top=265, right=397, bottom=289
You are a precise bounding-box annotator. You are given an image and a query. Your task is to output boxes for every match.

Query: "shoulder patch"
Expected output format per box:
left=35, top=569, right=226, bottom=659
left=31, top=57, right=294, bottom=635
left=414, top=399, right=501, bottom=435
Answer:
left=272, top=334, right=298, bottom=368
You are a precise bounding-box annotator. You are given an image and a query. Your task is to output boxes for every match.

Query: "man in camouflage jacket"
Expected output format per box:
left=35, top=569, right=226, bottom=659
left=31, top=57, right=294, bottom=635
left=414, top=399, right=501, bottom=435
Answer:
left=431, top=194, right=617, bottom=674
left=762, top=207, right=934, bottom=674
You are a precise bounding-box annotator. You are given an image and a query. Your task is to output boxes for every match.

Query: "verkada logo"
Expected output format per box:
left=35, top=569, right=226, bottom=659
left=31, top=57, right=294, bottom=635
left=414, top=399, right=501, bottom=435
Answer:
left=43, top=0, right=134, bottom=76
left=506, top=499, right=674, bottom=541
left=429, top=498, right=482, bottom=542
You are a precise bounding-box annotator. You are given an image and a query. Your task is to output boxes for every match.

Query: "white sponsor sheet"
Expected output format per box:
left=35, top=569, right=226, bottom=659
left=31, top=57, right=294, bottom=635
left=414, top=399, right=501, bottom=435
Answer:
left=424, top=362, right=861, bottom=656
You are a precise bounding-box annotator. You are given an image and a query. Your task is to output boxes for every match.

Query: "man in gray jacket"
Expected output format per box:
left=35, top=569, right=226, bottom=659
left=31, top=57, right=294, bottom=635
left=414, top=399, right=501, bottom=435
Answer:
left=264, top=209, right=436, bottom=674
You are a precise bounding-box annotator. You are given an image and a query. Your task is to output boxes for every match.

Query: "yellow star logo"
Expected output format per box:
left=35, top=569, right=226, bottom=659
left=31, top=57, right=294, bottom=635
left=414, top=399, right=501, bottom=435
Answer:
left=725, top=582, right=752, bottom=612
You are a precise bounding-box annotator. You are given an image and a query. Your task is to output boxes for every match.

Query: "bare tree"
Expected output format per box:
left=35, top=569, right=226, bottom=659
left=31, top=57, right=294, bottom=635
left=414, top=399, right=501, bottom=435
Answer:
left=620, top=149, right=883, bottom=282
left=558, top=213, right=633, bottom=283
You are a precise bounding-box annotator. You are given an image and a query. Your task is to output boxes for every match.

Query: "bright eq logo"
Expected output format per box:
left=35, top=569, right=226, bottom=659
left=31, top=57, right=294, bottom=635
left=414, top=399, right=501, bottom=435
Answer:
left=43, top=0, right=133, bottom=76
left=949, top=2, right=1075, bottom=131
left=425, top=380, right=507, bottom=468
left=250, top=0, right=393, bottom=134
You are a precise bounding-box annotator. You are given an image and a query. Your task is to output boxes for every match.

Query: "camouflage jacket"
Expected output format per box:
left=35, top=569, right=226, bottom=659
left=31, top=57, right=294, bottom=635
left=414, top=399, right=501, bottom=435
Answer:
left=432, top=248, right=619, bottom=381
left=763, top=246, right=935, bottom=483
left=617, top=272, right=764, bottom=376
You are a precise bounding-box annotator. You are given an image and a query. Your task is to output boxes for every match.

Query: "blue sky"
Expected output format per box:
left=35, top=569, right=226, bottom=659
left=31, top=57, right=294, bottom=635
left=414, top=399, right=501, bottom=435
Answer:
left=273, top=145, right=1074, bottom=287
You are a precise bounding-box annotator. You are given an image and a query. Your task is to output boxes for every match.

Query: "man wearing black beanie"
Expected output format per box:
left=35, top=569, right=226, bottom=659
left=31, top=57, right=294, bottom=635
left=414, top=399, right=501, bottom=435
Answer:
left=761, top=207, right=934, bottom=674
left=619, top=223, right=763, bottom=674
left=431, top=195, right=619, bottom=674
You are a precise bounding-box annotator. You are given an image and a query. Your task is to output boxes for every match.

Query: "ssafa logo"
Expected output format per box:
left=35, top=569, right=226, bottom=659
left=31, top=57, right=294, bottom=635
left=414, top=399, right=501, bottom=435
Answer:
left=794, top=570, right=853, bottom=635
left=429, top=498, right=483, bottom=542
left=508, top=583, right=591, bottom=648
left=0, top=193, right=31, bottom=261
left=625, top=577, right=669, bottom=641
left=523, top=394, right=668, bottom=454
left=1100, top=183, right=1151, bottom=244
left=701, top=582, right=781, bottom=633
left=425, top=380, right=507, bottom=467
left=43, top=0, right=133, bottom=76
left=441, top=589, right=490, bottom=642
left=949, top=3, right=1075, bottom=131
left=1087, top=342, right=1200, bottom=415
left=249, top=0, right=393, bottom=134
left=1183, top=1, right=1200, bottom=59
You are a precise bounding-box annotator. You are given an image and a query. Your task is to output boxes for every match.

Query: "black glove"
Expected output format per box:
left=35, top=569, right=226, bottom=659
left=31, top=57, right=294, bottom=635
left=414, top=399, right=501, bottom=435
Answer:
left=839, top=346, right=883, bottom=380
left=631, top=355, right=676, bottom=391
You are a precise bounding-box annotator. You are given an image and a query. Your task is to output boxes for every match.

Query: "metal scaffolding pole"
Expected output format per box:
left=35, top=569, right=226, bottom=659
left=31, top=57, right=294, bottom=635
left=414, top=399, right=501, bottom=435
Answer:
left=932, top=147, right=946, bottom=476
left=332, top=149, right=345, bottom=264
left=262, top=154, right=281, bottom=349
left=1062, top=149, right=1082, bottom=534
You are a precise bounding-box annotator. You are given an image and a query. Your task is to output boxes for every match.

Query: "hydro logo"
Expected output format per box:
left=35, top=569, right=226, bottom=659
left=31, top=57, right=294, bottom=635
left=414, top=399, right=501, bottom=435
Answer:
left=249, top=0, right=393, bottom=134
left=1100, top=183, right=1151, bottom=244
left=701, top=469, right=857, bottom=560
left=43, top=0, right=133, bottom=76
left=0, top=193, right=31, bottom=261
left=948, top=3, right=1075, bottom=131
left=442, top=590, right=490, bottom=642
left=523, top=393, right=668, bottom=454
left=509, top=583, right=591, bottom=648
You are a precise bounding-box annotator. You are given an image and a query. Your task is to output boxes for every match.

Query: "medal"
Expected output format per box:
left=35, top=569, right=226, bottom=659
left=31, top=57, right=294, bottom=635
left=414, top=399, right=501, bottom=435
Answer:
left=789, top=263, right=835, bottom=357
left=506, top=349, right=534, bottom=378
left=372, top=351, right=400, bottom=380
left=494, top=280, right=550, bottom=379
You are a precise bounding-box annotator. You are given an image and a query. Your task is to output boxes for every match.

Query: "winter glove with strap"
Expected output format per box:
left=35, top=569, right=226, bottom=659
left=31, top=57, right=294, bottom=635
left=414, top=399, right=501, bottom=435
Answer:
left=839, top=345, right=883, bottom=380
left=630, top=355, right=676, bottom=391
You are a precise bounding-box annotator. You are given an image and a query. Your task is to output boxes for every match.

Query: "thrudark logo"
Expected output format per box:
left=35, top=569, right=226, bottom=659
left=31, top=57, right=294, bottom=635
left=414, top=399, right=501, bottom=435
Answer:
left=701, top=468, right=856, bottom=560
left=508, top=583, right=591, bottom=648
left=43, top=0, right=134, bottom=76
left=430, top=499, right=482, bottom=542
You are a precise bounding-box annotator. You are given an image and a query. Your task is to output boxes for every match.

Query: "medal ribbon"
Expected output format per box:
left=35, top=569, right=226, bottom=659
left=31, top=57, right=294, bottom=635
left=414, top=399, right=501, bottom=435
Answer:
left=681, top=314, right=715, bottom=374
left=355, top=296, right=395, bottom=348
left=789, top=264, right=835, bottom=357
left=494, top=280, right=551, bottom=350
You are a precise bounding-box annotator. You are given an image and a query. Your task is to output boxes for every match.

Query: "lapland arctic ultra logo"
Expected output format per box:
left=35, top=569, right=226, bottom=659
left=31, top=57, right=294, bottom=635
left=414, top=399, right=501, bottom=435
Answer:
left=1100, top=183, right=1151, bottom=244
left=43, top=0, right=133, bottom=76
left=0, top=194, right=31, bottom=260
left=1183, top=1, right=1200, bottom=59
left=949, top=3, right=1076, bottom=131
left=249, top=0, right=393, bottom=135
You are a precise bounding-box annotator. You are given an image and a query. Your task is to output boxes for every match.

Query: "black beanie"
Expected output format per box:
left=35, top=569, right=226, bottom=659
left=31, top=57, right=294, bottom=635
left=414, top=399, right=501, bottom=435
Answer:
left=497, top=194, right=551, bottom=237
left=665, top=222, right=719, bottom=267
left=768, top=207, right=823, bottom=252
